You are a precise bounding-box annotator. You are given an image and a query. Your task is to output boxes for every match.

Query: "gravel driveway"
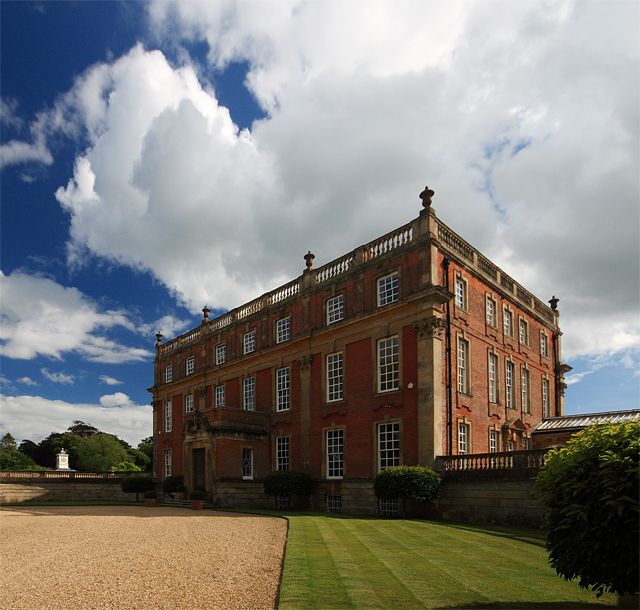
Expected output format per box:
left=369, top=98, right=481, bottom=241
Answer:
left=0, top=505, right=287, bottom=610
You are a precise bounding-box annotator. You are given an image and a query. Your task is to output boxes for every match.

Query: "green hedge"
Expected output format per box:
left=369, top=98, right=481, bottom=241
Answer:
left=374, top=465, right=441, bottom=502
left=162, top=474, right=184, bottom=494
left=264, top=470, right=315, bottom=498
left=534, top=420, right=639, bottom=597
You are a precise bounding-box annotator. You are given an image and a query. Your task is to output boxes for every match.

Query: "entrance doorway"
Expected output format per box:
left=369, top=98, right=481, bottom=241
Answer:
left=193, top=448, right=206, bottom=489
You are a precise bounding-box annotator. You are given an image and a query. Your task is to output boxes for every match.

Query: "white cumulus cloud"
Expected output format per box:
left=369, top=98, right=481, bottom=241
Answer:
left=0, top=394, right=151, bottom=447
left=99, top=375, right=123, bottom=386
left=0, top=270, right=152, bottom=363
left=41, top=369, right=75, bottom=385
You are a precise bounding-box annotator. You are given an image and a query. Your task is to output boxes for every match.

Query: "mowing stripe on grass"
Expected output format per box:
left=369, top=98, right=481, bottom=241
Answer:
left=315, top=517, right=425, bottom=609
left=279, top=516, right=354, bottom=609
left=342, top=519, right=488, bottom=608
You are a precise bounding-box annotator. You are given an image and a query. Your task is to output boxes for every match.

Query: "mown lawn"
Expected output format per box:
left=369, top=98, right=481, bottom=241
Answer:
left=277, top=514, right=621, bottom=609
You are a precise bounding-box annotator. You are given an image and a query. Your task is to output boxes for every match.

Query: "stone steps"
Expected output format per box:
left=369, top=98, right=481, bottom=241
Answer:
left=159, top=499, right=214, bottom=509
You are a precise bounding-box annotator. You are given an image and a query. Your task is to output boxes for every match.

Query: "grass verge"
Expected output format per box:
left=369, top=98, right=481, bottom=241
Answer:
left=271, top=512, right=622, bottom=609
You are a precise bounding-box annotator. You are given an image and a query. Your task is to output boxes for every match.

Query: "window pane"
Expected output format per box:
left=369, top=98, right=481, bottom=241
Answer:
left=216, top=345, right=226, bottom=365
left=185, top=395, right=194, bottom=413
left=215, top=385, right=225, bottom=408
left=379, top=337, right=399, bottom=392
left=277, top=437, right=290, bottom=470
left=327, top=295, right=344, bottom=324
left=378, top=273, right=399, bottom=306
left=327, top=429, right=344, bottom=478
left=244, top=331, right=255, bottom=354
left=164, top=401, right=172, bottom=432
left=327, top=353, right=343, bottom=402
left=378, top=423, right=400, bottom=470
left=277, top=368, right=290, bottom=411
left=242, top=449, right=253, bottom=479
left=244, top=378, right=255, bottom=411
left=277, top=318, right=290, bottom=343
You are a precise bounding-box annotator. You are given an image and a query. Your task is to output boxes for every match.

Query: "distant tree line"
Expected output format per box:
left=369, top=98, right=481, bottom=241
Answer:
left=0, top=421, right=152, bottom=472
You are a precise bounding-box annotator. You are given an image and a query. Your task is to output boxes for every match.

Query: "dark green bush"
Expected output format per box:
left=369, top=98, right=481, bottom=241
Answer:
left=162, top=474, right=184, bottom=494
left=193, top=484, right=205, bottom=493
left=189, top=490, right=205, bottom=501
left=263, top=470, right=315, bottom=498
left=144, top=490, right=157, bottom=499
left=176, top=484, right=186, bottom=492
left=374, top=465, right=441, bottom=502
left=534, top=421, right=639, bottom=597
left=121, top=476, right=154, bottom=501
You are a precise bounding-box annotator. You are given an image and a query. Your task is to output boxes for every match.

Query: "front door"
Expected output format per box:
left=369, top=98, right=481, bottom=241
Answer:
left=193, top=448, right=206, bottom=489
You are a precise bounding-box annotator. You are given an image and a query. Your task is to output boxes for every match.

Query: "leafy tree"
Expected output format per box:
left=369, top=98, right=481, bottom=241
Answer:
left=137, top=437, right=153, bottom=470
left=50, top=433, right=83, bottom=469
left=534, top=421, right=639, bottom=597
left=125, top=448, right=151, bottom=470
left=1, top=433, right=45, bottom=470
left=263, top=470, right=315, bottom=498
left=73, top=433, right=132, bottom=472
left=122, top=476, right=154, bottom=501
left=66, top=420, right=101, bottom=437
left=374, top=465, right=441, bottom=502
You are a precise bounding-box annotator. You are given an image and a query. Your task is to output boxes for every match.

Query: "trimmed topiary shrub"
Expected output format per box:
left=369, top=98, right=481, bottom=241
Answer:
left=162, top=474, right=184, bottom=494
left=534, top=420, right=639, bottom=597
left=193, top=484, right=205, bottom=493
left=189, top=490, right=205, bottom=501
left=121, top=476, right=154, bottom=501
left=144, top=489, right=157, bottom=499
left=374, top=465, right=441, bottom=502
left=263, top=470, right=315, bottom=498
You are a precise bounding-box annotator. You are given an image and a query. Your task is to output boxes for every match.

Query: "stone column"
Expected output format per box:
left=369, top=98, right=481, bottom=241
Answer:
left=412, top=286, right=452, bottom=467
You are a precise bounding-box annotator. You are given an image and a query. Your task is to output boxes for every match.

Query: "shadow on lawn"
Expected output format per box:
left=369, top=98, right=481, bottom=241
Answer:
left=434, top=520, right=547, bottom=549
left=439, top=601, right=617, bottom=609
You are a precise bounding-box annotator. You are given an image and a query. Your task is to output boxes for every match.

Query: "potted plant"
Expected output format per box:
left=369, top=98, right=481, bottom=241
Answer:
left=144, top=489, right=157, bottom=507
left=189, top=489, right=205, bottom=510
left=176, top=484, right=186, bottom=500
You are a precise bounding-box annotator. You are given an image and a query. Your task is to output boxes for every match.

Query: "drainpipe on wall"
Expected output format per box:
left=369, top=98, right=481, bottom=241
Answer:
left=442, top=257, right=453, bottom=456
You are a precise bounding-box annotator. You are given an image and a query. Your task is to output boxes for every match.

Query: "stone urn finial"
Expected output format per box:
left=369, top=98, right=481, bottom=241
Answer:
left=549, top=296, right=559, bottom=311
left=304, top=250, right=315, bottom=270
left=419, top=186, right=435, bottom=209
left=202, top=306, right=210, bottom=320
left=156, top=332, right=163, bottom=343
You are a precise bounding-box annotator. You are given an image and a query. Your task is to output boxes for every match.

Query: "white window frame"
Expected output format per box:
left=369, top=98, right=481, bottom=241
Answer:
left=186, top=357, right=195, bottom=376
left=540, top=332, right=549, bottom=358
left=378, top=422, right=400, bottom=471
left=164, top=401, right=172, bottom=432
left=504, top=309, right=513, bottom=337
left=489, top=431, right=497, bottom=453
left=276, top=317, right=290, bottom=344
left=378, top=336, right=399, bottom=393
left=242, top=448, right=253, bottom=480
left=244, top=330, right=256, bottom=355
left=185, top=394, right=194, bottom=413
left=455, top=277, right=467, bottom=310
left=327, top=352, right=344, bottom=402
left=277, top=367, right=290, bottom=411
left=522, top=437, right=529, bottom=450
left=165, top=364, right=173, bottom=383
left=506, top=361, right=515, bottom=409
left=276, top=436, right=290, bottom=471
left=488, top=353, right=498, bottom=403
left=215, top=385, right=225, bottom=408
left=519, top=318, right=528, bottom=346
left=457, top=338, right=469, bottom=394
left=377, top=271, right=399, bottom=307
left=458, top=422, right=469, bottom=455
left=163, top=447, right=172, bottom=478
left=542, top=377, right=551, bottom=418
left=216, top=344, right=226, bottom=365
left=521, top=367, right=531, bottom=414
left=326, top=429, right=344, bottom=479
left=243, top=377, right=255, bottom=411
left=486, top=296, right=496, bottom=327
left=327, top=295, right=344, bottom=325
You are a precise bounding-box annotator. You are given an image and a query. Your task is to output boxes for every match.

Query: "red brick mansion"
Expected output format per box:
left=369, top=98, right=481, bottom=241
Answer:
left=149, top=188, right=570, bottom=512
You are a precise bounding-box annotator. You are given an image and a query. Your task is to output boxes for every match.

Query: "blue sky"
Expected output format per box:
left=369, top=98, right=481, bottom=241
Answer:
left=1, top=1, right=638, bottom=448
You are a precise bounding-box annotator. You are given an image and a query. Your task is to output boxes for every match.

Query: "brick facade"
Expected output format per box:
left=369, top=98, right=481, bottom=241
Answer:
left=148, top=192, right=570, bottom=513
